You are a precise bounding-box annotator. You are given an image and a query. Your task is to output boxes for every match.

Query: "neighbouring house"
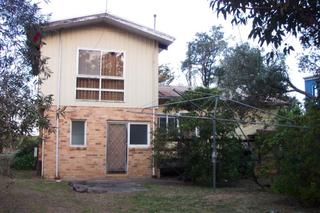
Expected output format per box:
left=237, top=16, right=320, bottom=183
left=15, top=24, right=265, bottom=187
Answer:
left=304, top=76, right=319, bottom=97
left=157, top=85, right=190, bottom=129
left=39, top=13, right=174, bottom=180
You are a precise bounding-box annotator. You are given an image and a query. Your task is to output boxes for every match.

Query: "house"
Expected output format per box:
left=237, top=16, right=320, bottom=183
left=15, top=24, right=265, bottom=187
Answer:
left=157, top=85, right=189, bottom=129
left=39, top=13, right=174, bottom=180
left=304, top=76, right=319, bottom=97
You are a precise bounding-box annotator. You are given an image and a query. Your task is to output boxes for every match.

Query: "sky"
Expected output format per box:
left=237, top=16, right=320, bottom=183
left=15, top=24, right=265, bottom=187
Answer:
left=38, top=0, right=308, bottom=102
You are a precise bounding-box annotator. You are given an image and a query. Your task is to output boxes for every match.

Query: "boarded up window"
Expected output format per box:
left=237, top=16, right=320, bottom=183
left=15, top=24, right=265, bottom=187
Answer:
left=77, top=49, right=124, bottom=101
left=76, top=90, right=99, bottom=100
left=101, top=79, right=124, bottom=90
left=101, top=91, right=124, bottom=101
left=77, top=78, right=99, bottom=88
left=101, top=52, right=124, bottom=77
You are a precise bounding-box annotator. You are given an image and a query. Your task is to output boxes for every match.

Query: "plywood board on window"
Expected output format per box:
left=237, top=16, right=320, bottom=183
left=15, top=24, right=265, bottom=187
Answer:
left=101, top=91, right=124, bottom=101
left=77, top=78, right=99, bottom=88
left=101, top=79, right=124, bottom=89
left=101, top=52, right=124, bottom=77
left=76, top=90, right=99, bottom=100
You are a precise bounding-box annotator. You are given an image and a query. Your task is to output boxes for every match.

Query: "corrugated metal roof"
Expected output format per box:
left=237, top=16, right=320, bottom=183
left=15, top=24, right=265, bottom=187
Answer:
left=159, top=85, right=190, bottom=99
left=45, top=13, right=175, bottom=49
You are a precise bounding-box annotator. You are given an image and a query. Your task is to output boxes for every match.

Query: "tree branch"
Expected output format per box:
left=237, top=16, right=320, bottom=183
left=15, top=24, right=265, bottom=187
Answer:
left=286, top=79, right=313, bottom=99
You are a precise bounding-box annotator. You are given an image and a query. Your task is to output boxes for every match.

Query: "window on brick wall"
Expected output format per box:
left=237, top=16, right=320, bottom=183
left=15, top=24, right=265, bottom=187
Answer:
left=76, top=49, right=124, bottom=101
left=129, top=123, right=150, bottom=147
left=71, top=120, right=86, bottom=146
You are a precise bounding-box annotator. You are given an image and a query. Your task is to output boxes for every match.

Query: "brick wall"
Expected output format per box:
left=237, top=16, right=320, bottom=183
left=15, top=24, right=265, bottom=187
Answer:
left=42, top=105, right=154, bottom=180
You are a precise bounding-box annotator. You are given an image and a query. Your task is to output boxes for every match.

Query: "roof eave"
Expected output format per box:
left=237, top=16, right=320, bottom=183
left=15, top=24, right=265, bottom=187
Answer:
left=45, top=13, right=175, bottom=49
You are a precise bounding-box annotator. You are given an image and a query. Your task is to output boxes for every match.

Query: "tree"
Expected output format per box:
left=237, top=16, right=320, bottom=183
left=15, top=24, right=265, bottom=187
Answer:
left=254, top=104, right=320, bottom=207
left=0, top=0, right=52, bottom=153
left=181, top=26, right=227, bottom=87
left=209, top=0, right=320, bottom=53
left=158, top=64, right=175, bottom=85
left=299, top=48, right=320, bottom=75
left=218, top=43, right=292, bottom=108
left=154, top=87, right=249, bottom=185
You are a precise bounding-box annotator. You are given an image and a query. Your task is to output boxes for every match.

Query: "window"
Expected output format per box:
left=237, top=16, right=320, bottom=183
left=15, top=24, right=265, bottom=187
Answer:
left=312, top=83, right=318, bottom=97
left=157, top=115, right=177, bottom=130
left=129, top=123, right=149, bottom=146
left=76, top=49, right=124, bottom=101
left=71, top=120, right=86, bottom=146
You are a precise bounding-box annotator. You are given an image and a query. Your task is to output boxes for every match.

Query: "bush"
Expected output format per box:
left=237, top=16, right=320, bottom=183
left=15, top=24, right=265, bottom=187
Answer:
left=11, top=136, right=39, bottom=170
left=153, top=128, right=247, bottom=186
left=0, top=154, right=14, bottom=176
left=262, top=105, right=320, bottom=207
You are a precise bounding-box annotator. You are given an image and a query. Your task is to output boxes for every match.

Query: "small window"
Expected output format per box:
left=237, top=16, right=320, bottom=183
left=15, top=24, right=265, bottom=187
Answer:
left=158, top=117, right=167, bottom=129
left=312, top=83, right=318, bottom=97
left=71, top=121, right=86, bottom=146
left=129, top=124, right=149, bottom=146
left=157, top=115, right=178, bottom=130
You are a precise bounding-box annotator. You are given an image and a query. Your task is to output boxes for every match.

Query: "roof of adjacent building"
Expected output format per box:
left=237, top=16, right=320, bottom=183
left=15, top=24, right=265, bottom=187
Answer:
left=159, top=85, right=190, bottom=99
left=45, top=13, right=175, bottom=49
left=304, top=75, right=319, bottom=81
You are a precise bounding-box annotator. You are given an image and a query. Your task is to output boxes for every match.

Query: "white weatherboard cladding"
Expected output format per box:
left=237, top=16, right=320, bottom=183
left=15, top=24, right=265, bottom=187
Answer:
left=41, top=24, right=158, bottom=108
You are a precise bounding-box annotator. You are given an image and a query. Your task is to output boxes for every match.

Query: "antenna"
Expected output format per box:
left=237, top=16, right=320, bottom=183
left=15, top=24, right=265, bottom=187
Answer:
left=105, top=0, right=108, bottom=14
left=153, top=14, right=157, bottom=30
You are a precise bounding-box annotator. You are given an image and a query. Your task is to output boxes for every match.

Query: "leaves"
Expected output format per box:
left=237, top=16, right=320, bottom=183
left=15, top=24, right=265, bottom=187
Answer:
left=0, top=0, right=52, bottom=152
left=218, top=43, right=292, bottom=110
left=209, top=0, right=320, bottom=55
left=158, top=64, right=175, bottom=85
left=181, top=26, right=227, bottom=87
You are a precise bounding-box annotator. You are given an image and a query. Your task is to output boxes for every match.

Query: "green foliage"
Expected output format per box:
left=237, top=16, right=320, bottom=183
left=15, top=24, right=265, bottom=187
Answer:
left=181, top=26, right=227, bottom=87
left=0, top=0, right=52, bottom=153
left=255, top=105, right=320, bottom=206
left=209, top=0, right=320, bottom=52
left=11, top=137, right=39, bottom=170
left=154, top=87, right=248, bottom=185
left=218, top=43, right=291, bottom=108
left=158, top=64, right=175, bottom=85
left=216, top=137, right=244, bottom=183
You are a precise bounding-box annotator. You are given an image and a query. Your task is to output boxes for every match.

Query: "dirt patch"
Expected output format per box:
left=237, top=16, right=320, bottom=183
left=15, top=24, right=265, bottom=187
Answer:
left=70, top=180, right=149, bottom=193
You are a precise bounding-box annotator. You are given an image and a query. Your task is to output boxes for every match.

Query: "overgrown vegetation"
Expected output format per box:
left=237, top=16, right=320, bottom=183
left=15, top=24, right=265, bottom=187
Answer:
left=251, top=103, right=320, bottom=207
left=153, top=87, right=249, bottom=185
left=11, top=137, right=39, bottom=170
left=0, top=0, right=52, bottom=154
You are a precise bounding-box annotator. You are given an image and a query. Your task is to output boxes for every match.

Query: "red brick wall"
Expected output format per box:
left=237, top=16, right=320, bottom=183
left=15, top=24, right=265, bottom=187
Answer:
left=42, top=105, right=154, bottom=180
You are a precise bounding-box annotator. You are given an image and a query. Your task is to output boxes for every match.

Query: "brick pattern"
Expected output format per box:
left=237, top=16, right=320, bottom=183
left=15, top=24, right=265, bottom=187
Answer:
left=42, top=105, right=154, bottom=180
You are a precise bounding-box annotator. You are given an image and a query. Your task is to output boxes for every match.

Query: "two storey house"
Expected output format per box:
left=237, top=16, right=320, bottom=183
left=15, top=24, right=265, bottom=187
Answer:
left=40, top=13, right=174, bottom=180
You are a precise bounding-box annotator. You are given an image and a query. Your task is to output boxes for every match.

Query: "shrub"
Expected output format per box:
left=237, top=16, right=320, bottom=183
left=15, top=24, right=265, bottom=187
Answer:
left=262, top=105, right=320, bottom=207
left=11, top=136, right=39, bottom=170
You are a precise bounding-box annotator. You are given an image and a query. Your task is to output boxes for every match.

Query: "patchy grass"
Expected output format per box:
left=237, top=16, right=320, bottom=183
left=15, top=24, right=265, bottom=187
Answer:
left=0, top=171, right=318, bottom=213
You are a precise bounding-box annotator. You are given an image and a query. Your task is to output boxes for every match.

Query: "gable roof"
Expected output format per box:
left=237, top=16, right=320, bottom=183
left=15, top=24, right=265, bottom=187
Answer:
left=45, top=13, right=175, bottom=50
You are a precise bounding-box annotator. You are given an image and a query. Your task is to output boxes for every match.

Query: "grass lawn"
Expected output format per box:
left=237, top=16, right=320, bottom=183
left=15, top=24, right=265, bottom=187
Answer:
left=0, top=171, right=318, bottom=213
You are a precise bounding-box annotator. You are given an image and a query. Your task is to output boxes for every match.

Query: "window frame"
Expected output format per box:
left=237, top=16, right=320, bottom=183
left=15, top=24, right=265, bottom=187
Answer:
left=75, top=48, right=126, bottom=102
left=70, top=120, right=87, bottom=147
left=157, top=114, right=179, bottom=130
left=312, top=83, right=318, bottom=97
left=128, top=122, right=150, bottom=148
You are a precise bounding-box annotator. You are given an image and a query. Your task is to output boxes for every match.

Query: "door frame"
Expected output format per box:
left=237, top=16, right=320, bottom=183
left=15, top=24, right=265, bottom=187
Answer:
left=106, top=120, right=151, bottom=175
left=106, top=121, right=128, bottom=174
